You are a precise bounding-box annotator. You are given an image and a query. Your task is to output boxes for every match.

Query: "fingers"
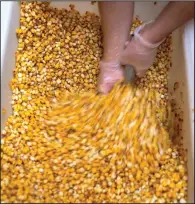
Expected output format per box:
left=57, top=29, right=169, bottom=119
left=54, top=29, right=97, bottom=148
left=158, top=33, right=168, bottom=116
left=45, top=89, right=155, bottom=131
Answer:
left=98, top=80, right=116, bottom=94
left=98, top=61, right=124, bottom=94
left=98, top=73, right=124, bottom=94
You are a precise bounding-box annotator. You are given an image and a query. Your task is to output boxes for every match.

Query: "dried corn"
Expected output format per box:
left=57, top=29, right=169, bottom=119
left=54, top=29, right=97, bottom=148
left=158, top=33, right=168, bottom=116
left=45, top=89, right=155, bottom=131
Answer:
left=1, top=1, right=188, bottom=203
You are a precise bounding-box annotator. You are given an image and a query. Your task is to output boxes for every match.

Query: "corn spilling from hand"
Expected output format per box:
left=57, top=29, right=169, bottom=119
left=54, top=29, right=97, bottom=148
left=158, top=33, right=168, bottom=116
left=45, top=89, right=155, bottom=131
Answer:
left=1, top=1, right=188, bottom=203
left=47, top=83, right=171, bottom=156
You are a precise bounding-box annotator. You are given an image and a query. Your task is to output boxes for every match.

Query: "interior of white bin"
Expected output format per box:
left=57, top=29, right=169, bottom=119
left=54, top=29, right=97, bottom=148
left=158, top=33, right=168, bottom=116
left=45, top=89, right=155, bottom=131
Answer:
left=1, top=1, right=194, bottom=202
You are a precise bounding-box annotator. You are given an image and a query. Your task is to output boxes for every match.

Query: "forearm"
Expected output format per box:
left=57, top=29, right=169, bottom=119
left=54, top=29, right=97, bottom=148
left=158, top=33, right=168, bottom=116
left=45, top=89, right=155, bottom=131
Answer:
left=142, top=2, right=194, bottom=44
left=99, top=2, right=134, bottom=62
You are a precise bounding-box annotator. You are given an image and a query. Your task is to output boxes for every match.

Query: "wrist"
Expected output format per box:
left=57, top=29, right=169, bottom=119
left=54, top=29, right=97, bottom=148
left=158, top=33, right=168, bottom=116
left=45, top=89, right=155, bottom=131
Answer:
left=100, top=58, right=121, bottom=71
left=139, top=21, right=165, bottom=45
left=102, top=53, right=121, bottom=63
left=103, top=40, right=125, bottom=62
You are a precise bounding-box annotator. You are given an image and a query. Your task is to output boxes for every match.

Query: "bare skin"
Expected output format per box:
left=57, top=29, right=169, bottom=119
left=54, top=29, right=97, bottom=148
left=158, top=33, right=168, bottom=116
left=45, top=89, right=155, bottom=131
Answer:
left=98, top=2, right=194, bottom=94
left=140, top=2, right=194, bottom=44
left=99, top=2, right=134, bottom=62
left=98, top=2, right=134, bottom=94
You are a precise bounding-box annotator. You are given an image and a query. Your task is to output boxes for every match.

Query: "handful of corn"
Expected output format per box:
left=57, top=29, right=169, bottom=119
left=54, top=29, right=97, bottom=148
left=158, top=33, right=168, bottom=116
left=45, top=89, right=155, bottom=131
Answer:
left=47, top=82, right=171, bottom=158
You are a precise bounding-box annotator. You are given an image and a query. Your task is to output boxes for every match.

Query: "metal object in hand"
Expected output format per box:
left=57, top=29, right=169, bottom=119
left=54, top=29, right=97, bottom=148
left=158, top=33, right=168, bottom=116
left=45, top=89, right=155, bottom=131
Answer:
left=124, top=64, right=136, bottom=84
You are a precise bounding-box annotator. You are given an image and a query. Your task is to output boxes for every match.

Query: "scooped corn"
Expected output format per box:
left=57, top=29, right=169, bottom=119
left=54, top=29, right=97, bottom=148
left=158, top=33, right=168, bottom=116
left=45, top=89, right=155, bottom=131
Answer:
left=1, top=83, right=187, bottom=203
left=47, top=82, right=171, bottom=155
left=1, top=1, right=187, bottom=203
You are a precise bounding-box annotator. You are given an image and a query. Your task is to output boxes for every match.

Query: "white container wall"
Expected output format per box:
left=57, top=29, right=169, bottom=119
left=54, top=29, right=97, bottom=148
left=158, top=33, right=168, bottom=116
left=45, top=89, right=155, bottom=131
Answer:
left=1, top=1, right=194, bottom=202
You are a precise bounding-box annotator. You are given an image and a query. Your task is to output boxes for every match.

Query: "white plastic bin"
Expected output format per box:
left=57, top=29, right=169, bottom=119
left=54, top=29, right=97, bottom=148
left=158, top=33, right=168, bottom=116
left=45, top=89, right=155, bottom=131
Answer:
left=1, top=1, right=194, bottom=202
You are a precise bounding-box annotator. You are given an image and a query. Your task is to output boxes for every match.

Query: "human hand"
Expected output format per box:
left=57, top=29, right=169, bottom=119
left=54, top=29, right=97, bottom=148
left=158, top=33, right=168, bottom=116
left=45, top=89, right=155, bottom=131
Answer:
left=97, top=60, right=124, bottom=94
left=120, top=21, right=164, bottom=78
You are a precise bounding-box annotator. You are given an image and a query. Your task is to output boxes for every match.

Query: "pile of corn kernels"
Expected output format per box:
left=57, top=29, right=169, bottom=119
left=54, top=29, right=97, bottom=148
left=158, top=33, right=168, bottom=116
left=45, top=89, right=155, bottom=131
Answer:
left=1, top=1, right=187, bottom=203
